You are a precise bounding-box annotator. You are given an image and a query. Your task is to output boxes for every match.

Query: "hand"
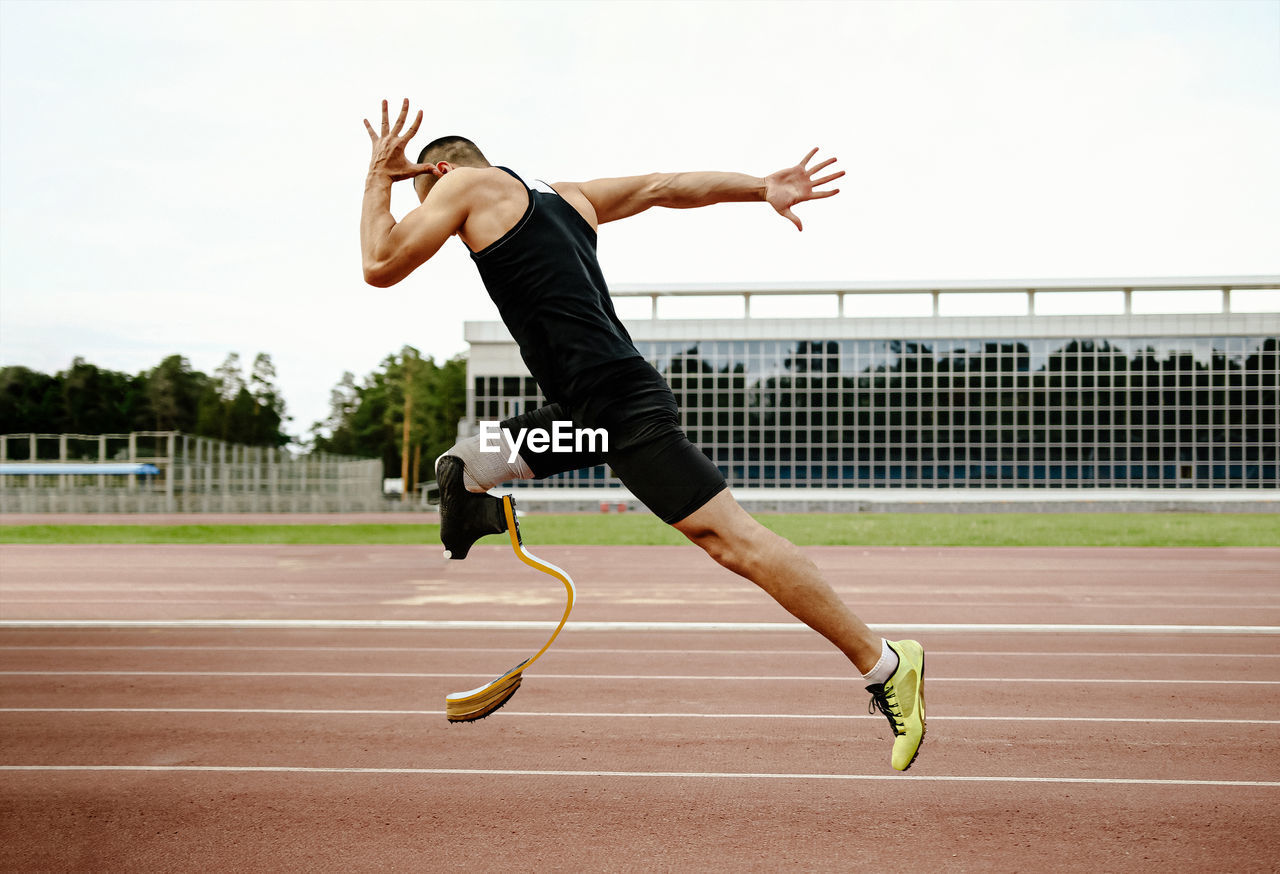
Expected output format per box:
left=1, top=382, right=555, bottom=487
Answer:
left=763, top=148, right=844, bottom=231
left=363, top=98, right=436, bottom=183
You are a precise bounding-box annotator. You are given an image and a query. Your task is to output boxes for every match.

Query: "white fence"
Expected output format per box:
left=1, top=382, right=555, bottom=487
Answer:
left=0, top=432, right=383, bottom=514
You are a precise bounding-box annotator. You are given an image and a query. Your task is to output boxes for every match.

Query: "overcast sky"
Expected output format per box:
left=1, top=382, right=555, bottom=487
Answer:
left=2, top=0, right=1277, bottom=439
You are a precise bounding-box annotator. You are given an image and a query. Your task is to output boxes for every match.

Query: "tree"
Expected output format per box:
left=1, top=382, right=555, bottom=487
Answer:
left=225, top=387, right=258, bottom=444
left=194, top=382, right=225, bottom=440
left=2, top=353, right=289, bottom=447
left=194, top=352, right=290, bottom=446
left=311, top=347, right=468, bottom=480
left=213, top=353, right=245, bottom=403
left=249, top=353, right=288, bottom=446
left=0, top=366, right=60, bottom=439
left=313, top=371, right=360, bottom=455
left=59, top=358, right=149, bottom=434
left=146, top=355, right=203, bottom=432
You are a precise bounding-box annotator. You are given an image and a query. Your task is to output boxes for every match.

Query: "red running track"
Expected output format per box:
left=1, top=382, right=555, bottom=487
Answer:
left=1, top=543, right=1278, bottom=872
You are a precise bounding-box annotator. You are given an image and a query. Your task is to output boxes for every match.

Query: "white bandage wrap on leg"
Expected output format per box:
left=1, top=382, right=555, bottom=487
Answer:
left=437, top=433, right=533, bottom=493
left=861, top=639, right=900, bottom=686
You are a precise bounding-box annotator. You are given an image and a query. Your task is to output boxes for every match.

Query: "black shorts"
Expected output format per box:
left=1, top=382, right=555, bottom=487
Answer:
left=499, top=362, right=727, bottom=524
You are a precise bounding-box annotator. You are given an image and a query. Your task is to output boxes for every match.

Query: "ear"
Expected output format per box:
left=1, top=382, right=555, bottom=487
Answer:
left=435, top=161, right=452, bottom=176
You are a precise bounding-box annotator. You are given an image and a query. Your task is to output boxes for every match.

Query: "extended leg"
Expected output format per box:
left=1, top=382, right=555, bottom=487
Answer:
left=673, top=488, right=926, bottom=771
left=672, top=489, right=882, bottom=671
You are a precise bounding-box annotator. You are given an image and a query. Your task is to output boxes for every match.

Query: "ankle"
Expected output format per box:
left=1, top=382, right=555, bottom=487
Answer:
left=438, top=434, right=533, bottom=492
left=861, top=639, right=900, bottom=686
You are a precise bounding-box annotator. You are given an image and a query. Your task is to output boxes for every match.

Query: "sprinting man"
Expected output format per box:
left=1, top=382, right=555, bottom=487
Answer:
left=360, top=99, right=925, bottom=771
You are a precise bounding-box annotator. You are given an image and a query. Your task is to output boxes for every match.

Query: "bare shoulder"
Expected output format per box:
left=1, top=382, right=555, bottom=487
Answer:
left=432, top=166, right=514, bottom=200
left=445, top=167, right=532, bottom=252
left=423, top=167, right=521, bottom=221
left=548, top=180, right=600, bottom=229
left=556, top=174, right=662, bottom=225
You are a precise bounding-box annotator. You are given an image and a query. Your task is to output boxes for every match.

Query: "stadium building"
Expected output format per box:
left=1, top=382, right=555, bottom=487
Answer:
left=463, top=277, right=1279, bottom=512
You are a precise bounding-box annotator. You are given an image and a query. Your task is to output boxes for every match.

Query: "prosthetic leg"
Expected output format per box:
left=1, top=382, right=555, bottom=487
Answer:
left=435, top=455, right=576, bottom=723
left=444, top=495, right=576, bottom=722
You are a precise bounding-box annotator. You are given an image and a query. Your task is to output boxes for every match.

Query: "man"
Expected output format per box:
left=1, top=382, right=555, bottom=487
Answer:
left=360, top=99, right=925, bottom=771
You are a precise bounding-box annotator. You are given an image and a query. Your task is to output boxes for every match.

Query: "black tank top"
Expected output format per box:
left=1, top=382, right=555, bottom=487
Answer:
left=469, top=168, right=644, bottom=406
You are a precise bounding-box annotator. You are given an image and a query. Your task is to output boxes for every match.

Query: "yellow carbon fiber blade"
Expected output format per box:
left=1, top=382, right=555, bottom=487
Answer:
left=444, top=496, right=576, bottom=723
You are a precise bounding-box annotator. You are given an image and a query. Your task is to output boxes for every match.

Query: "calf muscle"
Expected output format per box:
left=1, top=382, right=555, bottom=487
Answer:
left=674, top=490, right=881, bottom=672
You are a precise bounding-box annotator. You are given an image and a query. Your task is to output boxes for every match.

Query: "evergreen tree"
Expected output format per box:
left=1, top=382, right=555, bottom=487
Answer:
left=225, top=387, right=258, bottom=444
left=2, top=353, right=290, bottom=447
left=249, top=353, right=288, bottom=446
left=0, top=366, right=60, bottom=441
left=311, top=347, right=467, bottom=478
left=213, top=353, right=245, bottom=403
left=315, top=371, right=360, bottom=453
left=59, top=358, right=149, bottom=434
left=146, top=355, right=203, bottom=432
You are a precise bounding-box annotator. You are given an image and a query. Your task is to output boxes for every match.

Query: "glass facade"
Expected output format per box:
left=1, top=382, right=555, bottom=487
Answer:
left=472, top=335, right=1279, bottom=489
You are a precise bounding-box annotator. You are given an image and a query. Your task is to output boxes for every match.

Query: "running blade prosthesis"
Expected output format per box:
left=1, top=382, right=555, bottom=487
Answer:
left=444, top=495, right=576, bottom=723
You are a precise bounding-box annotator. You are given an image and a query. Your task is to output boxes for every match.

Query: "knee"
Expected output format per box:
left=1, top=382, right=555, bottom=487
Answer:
left=687, top=526, right=760, bottom=576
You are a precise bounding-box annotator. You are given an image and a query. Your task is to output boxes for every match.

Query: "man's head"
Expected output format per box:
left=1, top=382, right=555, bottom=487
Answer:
left=414, top=136, right=490, bottom=202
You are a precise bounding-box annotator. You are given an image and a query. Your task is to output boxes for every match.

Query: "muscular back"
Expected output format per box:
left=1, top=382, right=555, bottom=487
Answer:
left=448, top=167, right=600, bottom=253
left=462, top=166, right=641, bottom=408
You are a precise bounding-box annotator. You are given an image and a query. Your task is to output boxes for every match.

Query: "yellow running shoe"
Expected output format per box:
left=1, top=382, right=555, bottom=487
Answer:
left=866, top=639, right=926, bottom=771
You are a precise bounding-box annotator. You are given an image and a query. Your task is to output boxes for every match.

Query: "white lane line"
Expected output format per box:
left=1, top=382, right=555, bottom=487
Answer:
left=2, top=708, right=1276, bottom=725
left=2, top=670, right=1278, bottom=684
left=7, top=599, right=1277, bottom=611
left=2, top=645, right=1277, bottom=659
left=0, top=601, right=415, bottom=607
left=2, top=620, right=1278, bottom=634
left=1, top=765, right=1275, bottom=788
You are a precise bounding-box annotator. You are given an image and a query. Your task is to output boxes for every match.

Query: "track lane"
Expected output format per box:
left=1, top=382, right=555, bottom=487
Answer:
left=3, top=771, right=1278, bottom=873
left=3, top=633, right=1280, bottom=681
left=2, top=707, right=1276, bottom=784
left=3, top=543, right=1278, bottom=871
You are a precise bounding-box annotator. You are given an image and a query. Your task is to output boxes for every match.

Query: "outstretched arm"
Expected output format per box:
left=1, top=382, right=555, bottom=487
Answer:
left=570, top=148, right=843, bottom=231
left=360, top=99, right=460, bottom=287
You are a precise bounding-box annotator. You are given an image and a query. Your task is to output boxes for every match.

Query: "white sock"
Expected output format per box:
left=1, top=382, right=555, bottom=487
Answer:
left=861, top=639, right=899, bottom=686
left=437, top=433, right=533, bottom=493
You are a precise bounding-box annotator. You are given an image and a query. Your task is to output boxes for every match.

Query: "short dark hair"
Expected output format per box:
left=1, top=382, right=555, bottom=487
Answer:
left=416, top=136, right=489, bottom=167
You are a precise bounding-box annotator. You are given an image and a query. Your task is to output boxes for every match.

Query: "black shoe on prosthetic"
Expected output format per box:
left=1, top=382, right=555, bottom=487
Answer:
left=435, top=455, right=509, bottom=560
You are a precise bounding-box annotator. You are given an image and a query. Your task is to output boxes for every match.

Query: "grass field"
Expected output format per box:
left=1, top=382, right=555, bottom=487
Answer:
left=1, top=513, right=1275, bottom=547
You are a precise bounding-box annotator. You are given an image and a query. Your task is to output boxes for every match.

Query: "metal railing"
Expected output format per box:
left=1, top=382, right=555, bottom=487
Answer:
left=608, top=275, right=1280, bottom=319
